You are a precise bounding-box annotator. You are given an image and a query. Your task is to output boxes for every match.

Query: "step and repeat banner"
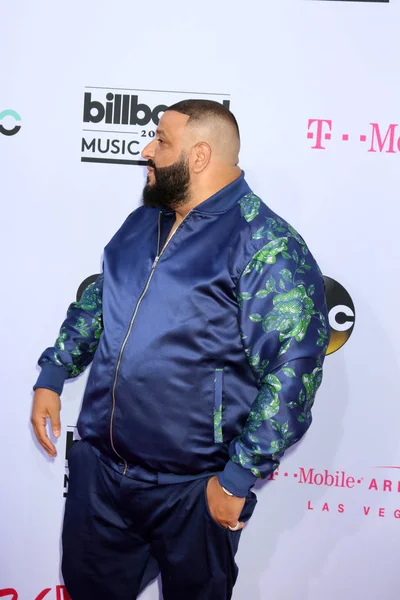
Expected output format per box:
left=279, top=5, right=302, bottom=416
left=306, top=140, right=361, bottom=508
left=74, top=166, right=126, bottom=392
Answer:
left=1, top=0, right=400, bottom=598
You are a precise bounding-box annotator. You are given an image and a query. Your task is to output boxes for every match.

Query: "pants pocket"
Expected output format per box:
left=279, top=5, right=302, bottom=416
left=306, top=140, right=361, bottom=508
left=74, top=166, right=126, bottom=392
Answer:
left=203, top=477, right=228, bottom=531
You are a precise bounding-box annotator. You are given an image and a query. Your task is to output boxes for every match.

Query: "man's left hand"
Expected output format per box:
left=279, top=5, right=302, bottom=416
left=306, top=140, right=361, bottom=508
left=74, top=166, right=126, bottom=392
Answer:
left=206, top=476, right=246, bottom=530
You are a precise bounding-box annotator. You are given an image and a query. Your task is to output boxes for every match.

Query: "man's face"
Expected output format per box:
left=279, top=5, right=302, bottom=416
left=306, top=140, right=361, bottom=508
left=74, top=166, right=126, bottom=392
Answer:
left=141, top=111, right=191, bottom=210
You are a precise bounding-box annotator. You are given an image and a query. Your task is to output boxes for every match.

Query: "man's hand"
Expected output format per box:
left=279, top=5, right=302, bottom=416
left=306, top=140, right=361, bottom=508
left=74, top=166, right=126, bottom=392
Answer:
left=31, top=388, right=61, bottom=457
left=206, top=475, right=246, bottom=530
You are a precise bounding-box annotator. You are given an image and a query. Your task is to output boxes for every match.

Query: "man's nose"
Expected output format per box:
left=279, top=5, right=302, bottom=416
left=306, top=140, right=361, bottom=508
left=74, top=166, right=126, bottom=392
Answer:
left=142, top=139, right=156, bottom=160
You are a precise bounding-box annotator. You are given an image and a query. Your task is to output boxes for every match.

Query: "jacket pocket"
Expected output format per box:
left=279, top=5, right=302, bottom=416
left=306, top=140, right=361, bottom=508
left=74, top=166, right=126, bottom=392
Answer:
left=213, top=368, right=224, bottom=443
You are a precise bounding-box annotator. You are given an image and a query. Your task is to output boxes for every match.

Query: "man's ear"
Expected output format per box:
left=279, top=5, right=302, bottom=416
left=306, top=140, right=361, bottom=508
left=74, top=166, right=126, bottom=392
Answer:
left=192, top=142, right=211, bottom=174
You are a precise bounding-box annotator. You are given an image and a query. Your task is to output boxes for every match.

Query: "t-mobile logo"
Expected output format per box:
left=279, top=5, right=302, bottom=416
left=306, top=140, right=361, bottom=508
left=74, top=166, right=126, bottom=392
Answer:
left=307, top=118, right=400, bottom=153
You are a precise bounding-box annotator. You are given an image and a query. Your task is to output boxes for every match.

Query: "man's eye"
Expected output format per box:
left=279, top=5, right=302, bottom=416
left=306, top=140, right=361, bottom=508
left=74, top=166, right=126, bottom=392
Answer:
left=157, top=138, right=164, bottom=144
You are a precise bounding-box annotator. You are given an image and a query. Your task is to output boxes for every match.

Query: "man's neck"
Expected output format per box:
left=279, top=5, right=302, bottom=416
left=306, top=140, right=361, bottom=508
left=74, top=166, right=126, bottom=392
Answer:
left=174, top=167, right=242, bottom=221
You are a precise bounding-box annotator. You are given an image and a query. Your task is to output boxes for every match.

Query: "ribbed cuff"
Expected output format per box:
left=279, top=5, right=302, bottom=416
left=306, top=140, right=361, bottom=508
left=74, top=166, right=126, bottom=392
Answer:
left=33, top=363, right=69, bottom=395
left=217, top=460, right=258, bottom=498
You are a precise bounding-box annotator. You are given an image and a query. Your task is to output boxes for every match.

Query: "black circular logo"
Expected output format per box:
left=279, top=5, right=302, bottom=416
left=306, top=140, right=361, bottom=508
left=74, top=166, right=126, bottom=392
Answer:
left=76, top=274, right=100, bottom=302
left=323, top=276, right=355, bottom=355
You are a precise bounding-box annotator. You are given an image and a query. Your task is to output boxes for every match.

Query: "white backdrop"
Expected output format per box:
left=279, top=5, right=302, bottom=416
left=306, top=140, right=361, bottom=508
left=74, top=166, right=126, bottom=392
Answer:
left=2, top=1, right=400, bottom=598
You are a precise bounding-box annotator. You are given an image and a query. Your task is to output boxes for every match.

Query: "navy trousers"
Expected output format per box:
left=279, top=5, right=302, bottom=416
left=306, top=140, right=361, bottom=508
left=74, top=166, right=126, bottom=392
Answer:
left=62, top=440, right=257, bottom=600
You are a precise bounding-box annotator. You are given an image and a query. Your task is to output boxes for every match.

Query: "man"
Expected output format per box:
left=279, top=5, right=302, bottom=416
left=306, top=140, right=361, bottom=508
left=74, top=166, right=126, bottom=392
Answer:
left=31, top=100, right=329, bottom=600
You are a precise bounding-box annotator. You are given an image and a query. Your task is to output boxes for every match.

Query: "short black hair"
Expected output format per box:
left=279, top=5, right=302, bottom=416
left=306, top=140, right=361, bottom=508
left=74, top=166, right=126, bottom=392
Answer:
left=166, top=99, right=240, bottom=139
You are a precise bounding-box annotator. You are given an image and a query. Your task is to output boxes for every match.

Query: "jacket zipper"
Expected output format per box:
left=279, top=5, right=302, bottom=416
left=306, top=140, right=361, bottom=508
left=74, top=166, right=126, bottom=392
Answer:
left=109, top=209, right=193, bottom=474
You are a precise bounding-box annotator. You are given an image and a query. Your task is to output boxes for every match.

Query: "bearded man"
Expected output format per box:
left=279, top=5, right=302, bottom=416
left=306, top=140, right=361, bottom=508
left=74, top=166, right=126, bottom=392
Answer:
left=31, top=99, right=329, bottom=600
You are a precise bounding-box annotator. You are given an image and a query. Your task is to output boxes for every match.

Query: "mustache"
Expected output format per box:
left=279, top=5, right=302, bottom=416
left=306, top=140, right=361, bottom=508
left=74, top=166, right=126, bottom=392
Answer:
left=147, top=159, right=156, bottom=169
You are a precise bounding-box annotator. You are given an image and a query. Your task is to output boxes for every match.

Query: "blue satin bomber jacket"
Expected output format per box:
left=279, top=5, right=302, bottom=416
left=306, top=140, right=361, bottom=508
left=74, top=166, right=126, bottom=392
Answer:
left=34, top=173, right=330, bottom=497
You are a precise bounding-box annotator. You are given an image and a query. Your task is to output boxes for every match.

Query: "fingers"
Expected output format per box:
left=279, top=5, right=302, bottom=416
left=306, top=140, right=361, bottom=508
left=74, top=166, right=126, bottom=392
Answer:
left=31, top=415, right=57, bottom=457
left=48, top=403, right=61, bottom=438
left=31, top=389, right=62, bottom=457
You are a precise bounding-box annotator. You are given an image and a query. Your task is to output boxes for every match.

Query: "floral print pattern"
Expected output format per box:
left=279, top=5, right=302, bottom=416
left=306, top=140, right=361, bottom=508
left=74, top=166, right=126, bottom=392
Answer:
left=230, top=211, right=329, bottom=479
left=39, top=274, right=104, bottom=378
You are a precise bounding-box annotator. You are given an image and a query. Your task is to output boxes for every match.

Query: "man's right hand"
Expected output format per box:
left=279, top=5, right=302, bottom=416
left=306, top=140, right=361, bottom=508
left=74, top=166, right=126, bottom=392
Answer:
left=31, top=388, right=61, bottom=457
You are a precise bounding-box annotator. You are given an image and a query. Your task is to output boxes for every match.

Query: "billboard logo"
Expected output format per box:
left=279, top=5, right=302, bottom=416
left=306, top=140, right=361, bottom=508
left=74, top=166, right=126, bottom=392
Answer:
left=84, top=92, right=169, bottom=127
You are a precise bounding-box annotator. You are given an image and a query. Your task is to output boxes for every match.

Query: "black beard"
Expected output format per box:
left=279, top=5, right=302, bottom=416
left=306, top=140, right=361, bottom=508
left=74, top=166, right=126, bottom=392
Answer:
left=142, top=154, right=191, bottom=210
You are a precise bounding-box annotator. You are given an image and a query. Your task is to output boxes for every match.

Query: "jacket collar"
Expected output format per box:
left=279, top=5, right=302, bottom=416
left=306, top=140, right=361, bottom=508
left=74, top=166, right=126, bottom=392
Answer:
left=161, top=171, right=251, bottom=217
left=192, top=171, right=251, bottom=215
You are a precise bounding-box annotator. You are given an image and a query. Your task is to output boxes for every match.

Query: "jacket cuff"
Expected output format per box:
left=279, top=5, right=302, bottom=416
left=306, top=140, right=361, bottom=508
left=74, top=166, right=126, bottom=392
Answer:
left=33, top=363, right=69, bottom=395
left=218, top=460, right=258, bottom=497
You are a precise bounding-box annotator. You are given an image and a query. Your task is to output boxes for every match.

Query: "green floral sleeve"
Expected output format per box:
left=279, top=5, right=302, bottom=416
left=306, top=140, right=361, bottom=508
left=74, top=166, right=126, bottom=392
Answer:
left=230, top=217, right=330, bottom=480
left=36, top=274, right=104, bottom=384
